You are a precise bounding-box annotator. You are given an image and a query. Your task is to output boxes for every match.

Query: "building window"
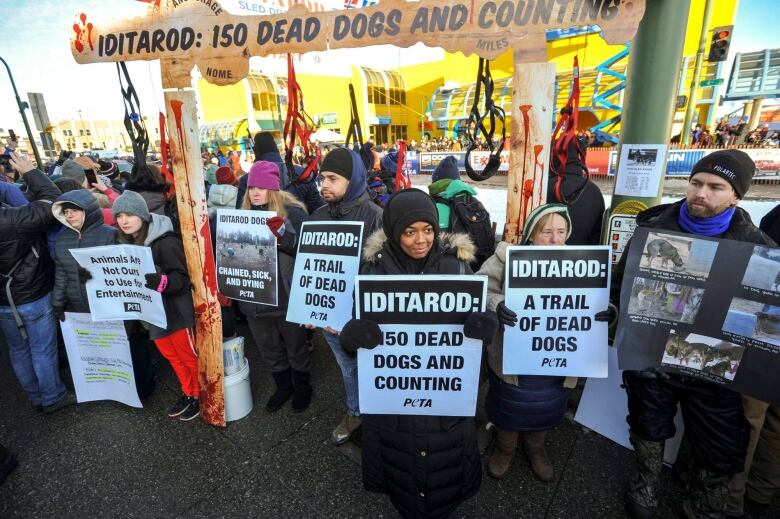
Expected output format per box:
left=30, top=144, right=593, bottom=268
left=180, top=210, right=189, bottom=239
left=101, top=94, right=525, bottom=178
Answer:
left=369, top=124, right=388, bottom=144
left=85, top=129, right=91, bottom=136
left=362, top=67, right=406, bottom=106
left=79, top=129, right=84, bottom=136
left=247, top=74, right=283, bottom=114
left=390, top=125, right=407, bottom=142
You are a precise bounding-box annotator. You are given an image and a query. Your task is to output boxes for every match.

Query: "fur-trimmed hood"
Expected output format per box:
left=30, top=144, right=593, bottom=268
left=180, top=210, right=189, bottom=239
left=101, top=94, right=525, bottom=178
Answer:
left=362, top=228, right=476, bottom=264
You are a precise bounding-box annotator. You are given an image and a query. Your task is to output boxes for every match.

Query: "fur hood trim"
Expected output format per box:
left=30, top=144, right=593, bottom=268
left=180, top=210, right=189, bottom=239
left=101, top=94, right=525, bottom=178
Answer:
left=362, top=228, right=476, bottom=263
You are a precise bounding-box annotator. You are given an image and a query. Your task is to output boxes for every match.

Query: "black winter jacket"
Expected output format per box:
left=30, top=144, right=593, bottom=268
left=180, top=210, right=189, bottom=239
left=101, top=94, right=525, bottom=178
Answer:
left=310, top=192, right=382, bottom=246
left=358, top=229, right=481, bottom=519
left=51, top=190, right=117, bottom=312
left=547, top=170, right=605, bottom=245
left=144, top=214, right=196, bottom=340
left=0, top=169, right=60, bottom=306
left=612, top=200, right=775, bottom=306
left=238, top=203, right=308, bottom=318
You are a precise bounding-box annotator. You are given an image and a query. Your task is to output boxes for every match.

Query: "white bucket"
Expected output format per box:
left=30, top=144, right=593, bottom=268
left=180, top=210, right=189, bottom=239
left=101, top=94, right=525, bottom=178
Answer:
left=222, top=336, right=245, bottom=376
left=224, top=358, right=252, bottom=422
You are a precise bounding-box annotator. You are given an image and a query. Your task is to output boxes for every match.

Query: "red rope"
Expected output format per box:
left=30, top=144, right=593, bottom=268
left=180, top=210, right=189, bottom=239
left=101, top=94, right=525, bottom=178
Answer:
left=395, top=140, right=409, bottom=190
left=283, top=54, right=320, bottom=183
left=551, top=56, right=587, bottom=204
left=158, top=111, right=175, bottom=199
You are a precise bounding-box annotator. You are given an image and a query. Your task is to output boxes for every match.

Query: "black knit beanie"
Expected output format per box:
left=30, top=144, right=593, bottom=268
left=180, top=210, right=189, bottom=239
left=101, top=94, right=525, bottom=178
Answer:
left=253, top=132, right=278, bottom=156
left=382, top=189, right=440, bottom=244
left=690, top=149, right=755, bottom=199
left=320, top=147, right=353, bottom=180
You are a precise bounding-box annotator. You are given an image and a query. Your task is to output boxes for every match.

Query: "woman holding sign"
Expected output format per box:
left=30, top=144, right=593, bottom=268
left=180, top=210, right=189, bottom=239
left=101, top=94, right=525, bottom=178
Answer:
left=112, top=191, right=199, bottom=421
left=339, top=189, right=497, bottom=519
left=478, top=204, right=613, bottom=481
left=238, top=161, right=313, bottom=413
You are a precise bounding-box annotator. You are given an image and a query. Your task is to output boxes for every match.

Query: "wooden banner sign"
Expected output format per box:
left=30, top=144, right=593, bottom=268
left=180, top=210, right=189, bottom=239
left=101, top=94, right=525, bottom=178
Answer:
left=71, top=0, right=645, bottom=85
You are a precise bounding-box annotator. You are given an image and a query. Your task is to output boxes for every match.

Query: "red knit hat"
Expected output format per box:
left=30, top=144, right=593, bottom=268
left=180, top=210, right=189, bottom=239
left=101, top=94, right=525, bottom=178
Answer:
left=216, top=166, right=236, bottom=186
left=247, top=161, right=280, bottom=190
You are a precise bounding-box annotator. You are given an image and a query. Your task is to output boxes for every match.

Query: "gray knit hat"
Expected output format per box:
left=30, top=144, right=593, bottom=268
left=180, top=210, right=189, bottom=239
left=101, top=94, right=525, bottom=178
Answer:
left=112, top=190, right=151, bottom=223
left=61, top=159, right=86, bottom=184
left=522, top=203, right=572, bottom=245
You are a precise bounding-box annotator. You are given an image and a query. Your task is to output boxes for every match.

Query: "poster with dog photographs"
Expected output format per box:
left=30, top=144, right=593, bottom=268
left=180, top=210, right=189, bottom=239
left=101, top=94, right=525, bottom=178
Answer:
left=215, top=209, right=278, bottom=306
left=616, top=227, right=780, bottom=404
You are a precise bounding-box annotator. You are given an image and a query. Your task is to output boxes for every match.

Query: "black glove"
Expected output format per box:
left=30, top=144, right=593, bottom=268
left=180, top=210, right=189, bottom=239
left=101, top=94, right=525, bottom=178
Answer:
left=339, top=319, right=383, bottom=356
left=463, top=311, right=499, bottom=342
left=594, top=303, right=618, bottom=325
left=144, top=273, right=168, bottom=292
left=52, top=306, right=66, bottom=322
left=496, top=301, right=518, bottom=331
left=78, top=267, right=92, bottom=283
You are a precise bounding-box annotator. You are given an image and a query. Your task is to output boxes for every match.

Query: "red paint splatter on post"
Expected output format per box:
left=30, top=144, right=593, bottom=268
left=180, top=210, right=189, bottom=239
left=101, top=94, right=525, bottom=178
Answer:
left=533, top=144, right=544, bottom=203
left=73, top=13, right=94, bottom=53
left=518, top=105, right=533, bottom=237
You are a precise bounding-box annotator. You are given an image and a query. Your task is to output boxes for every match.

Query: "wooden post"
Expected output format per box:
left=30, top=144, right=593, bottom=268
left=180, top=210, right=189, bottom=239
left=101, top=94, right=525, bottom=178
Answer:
left=504, top=54, right=556, bottom=244
left=162, top=62, right=225, bottom=427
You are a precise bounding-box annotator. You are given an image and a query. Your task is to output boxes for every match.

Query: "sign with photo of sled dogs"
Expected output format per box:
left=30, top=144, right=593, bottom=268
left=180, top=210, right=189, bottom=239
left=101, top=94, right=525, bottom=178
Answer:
left=502, top=246, right=611, bottom=377
left=286, top=221, right=364, bottom=331
left=215, top=209, right=278, bottom=306
left=615, top=227, right=780, bottom=404
left=356, top=276, right=487, bottom=416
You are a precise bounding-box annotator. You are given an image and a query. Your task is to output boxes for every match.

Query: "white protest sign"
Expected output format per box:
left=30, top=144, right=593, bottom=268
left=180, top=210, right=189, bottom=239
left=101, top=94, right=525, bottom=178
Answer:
left=215, top=209, right=278, bottom=306
left=70, top=244, right=167, bottom=329
left=287, top=221, right=364, bottom=330
left=61, top=312, right=142, bottom=408
left=356, top=275, right=486, bottom=416
left=614, top=144, right=667, bottom=198
left=503, top=246, right=611, bottom=377
left=574, top=346, right=684, bottom=465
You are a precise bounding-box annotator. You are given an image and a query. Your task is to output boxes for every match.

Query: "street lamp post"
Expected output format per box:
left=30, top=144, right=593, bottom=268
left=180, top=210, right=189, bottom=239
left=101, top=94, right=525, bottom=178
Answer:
left=0, top=55, right=43, bottom=168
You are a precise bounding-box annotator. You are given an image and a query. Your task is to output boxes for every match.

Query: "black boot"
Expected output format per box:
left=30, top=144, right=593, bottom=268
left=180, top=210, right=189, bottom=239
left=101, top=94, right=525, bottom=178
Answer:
left=266, top=368, right=294, bottom=412
left=291, top=370, right=312, bottom=413
left=0, top=443, right=18, bottom=485
left=625, top=433, right=664, bottom=519
left=683, top=466, right=730, bottom=519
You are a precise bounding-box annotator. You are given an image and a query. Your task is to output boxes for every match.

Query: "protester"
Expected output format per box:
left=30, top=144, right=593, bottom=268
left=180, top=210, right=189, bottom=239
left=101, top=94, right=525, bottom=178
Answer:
left=339, top=189, right=497, bottom=519
left=547, top=141, right=605, bottom=245
left=0, top=443, right=17, bottom=485
left=50, top=189, right=117, bottom=317
left=236, top=132, right=289, bottom=206
left=207, top=166, right=238, bottom=217
left=124, top=163, right=169, bottom=215
left=287, top=163, right=326, bottom=214
left=478, top=204, right=614, bottom=481
left=308, top=146, right=382, bottom=445
left=612, top=150, right=775, bottom=518
left=113, top=190, right=199, bottom=421
left=427, top=155, right=494, bottom=269
left=0, top=152, right=72, bottom=412
left=238, top=160, right=312, bottom=413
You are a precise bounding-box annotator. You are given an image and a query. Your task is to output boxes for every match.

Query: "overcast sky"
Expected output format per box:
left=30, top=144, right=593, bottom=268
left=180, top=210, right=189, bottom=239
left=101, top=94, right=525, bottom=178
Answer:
left=0, top=0, right=777, bottom=135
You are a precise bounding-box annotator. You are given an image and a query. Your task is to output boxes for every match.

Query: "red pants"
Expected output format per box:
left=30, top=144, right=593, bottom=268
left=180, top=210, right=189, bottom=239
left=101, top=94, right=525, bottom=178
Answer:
left=154, top=328, right=200, bottom=399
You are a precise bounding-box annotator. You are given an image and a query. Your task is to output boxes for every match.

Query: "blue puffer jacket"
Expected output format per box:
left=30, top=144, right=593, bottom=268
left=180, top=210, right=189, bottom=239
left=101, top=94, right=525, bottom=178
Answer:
left=485, top=370, right=570, bottom=432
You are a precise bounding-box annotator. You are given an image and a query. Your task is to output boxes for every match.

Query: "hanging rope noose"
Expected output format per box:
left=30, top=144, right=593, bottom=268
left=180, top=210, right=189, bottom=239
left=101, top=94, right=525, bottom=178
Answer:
left=550, top=56, right=588, bottom=204
left=464, top=58, right=506, bottom=181
left=283, top=54, right=320, bottom=185
left=116, top=62, right=150, bottom=171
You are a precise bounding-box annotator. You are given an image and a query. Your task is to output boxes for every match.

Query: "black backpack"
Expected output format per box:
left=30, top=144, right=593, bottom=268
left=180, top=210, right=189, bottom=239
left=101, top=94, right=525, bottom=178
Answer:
left=434, top=193, right=495, bottom=270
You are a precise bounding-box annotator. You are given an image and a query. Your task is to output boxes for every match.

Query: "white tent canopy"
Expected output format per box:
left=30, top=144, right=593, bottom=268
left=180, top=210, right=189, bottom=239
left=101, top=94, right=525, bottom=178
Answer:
left=310, top=128, right=346, bottom=143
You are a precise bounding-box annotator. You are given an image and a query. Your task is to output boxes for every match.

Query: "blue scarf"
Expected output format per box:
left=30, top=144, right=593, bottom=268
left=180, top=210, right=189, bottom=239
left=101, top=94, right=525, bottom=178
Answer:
left=678, top=201, right=735, bottom=236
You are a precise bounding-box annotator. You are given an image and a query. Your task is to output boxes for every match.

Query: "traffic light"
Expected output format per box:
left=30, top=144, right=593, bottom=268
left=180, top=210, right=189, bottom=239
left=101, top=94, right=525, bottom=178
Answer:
left=707, top=26, right=733, bottom=62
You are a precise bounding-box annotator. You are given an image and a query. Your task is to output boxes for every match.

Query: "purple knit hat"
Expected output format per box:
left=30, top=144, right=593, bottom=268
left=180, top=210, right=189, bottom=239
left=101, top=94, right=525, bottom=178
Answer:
left=247, top=160, right=280, bottom=190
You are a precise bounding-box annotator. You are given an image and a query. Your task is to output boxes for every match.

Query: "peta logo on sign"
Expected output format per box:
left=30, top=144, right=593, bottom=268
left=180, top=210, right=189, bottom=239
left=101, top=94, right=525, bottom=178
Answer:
left=402, top=398, right=432, bottom=408
left=123, top=302, right=142, bottom=313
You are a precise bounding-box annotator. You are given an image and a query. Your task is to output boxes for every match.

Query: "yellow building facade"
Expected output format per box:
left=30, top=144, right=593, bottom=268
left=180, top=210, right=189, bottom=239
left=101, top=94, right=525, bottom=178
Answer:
left=196, top=0, right=739, bottom=150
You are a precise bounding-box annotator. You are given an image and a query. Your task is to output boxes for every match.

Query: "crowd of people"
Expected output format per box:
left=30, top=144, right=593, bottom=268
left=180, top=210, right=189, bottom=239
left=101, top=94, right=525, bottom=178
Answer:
left=1, top=131, right=778, bottom=519
left=685, top=119, right=780, bottom=148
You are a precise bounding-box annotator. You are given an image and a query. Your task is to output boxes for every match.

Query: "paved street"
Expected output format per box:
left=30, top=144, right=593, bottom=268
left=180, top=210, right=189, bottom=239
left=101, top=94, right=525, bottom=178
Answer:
left=1, top=327, right=777, bottom=518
